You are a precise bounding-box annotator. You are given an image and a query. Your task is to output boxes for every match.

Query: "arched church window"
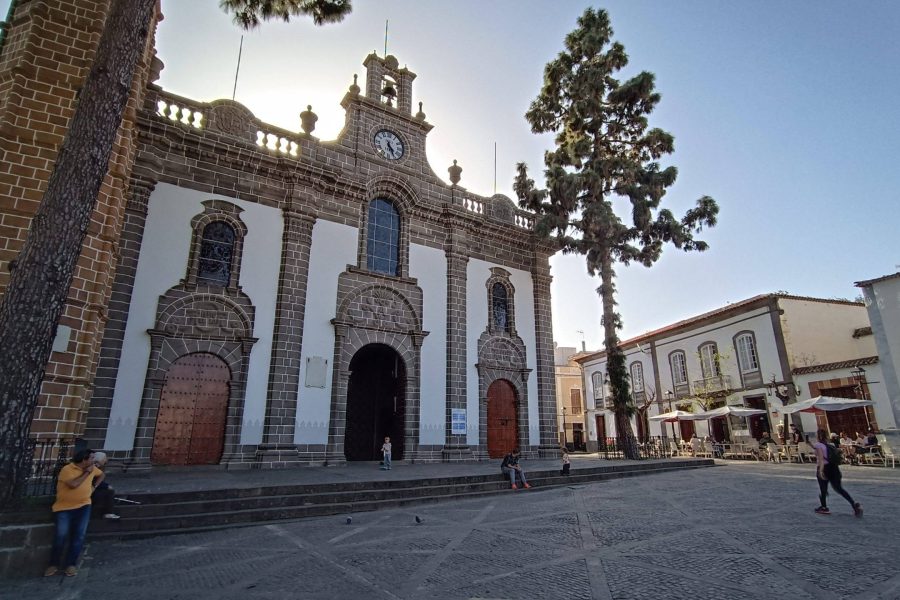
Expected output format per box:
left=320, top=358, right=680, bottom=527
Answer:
left=366, top=198, right=400, bottom=276
left=198, top=221, right=235, bottom=287
left=491, top=282, right=509, bottom=331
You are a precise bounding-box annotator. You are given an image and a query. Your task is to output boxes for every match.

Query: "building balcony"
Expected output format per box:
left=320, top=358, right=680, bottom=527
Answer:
left=691, top=374, right=733, bottom=396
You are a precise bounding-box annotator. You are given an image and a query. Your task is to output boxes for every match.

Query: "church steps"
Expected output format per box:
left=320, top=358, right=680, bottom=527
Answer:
left=86, top=459, right=713, bottom=539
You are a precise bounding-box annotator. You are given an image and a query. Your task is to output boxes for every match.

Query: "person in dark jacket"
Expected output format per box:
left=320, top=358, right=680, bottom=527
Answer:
left=500, top=449, right=531, bottom=490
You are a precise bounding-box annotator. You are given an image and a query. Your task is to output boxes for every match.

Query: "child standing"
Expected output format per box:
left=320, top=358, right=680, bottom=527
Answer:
left=561, top=449, right=571, bottom=476
left=380, top=436, right=392, bottom=470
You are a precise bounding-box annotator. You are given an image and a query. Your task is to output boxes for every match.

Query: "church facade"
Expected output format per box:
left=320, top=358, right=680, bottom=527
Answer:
left=75, top=51, right=560, bottom=468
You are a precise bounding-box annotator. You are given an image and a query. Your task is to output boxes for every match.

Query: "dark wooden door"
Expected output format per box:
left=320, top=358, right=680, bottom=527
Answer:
left=487, top=379, right=518, bottom=458
left=152, top=353, right=230, bottom=466
left=679, top=420, right=696, bottom=441
left=711, top=417, right=728, bottom=442
left=595, top=415, right=606, bottom=448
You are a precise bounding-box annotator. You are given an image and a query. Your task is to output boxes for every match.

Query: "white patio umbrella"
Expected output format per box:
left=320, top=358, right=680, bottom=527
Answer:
left=649, top=410, right=695, bottom=422
left=680, top=405, right=767, bottom=444
left=780, top=395, right=874, bottom=414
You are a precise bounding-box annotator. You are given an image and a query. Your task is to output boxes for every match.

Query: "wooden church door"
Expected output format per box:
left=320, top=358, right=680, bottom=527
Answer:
left=487, top=379, right=518, bottom=458
left=151, top=353, right=230, bottom=466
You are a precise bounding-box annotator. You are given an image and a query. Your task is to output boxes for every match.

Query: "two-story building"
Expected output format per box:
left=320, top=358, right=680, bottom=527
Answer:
left=554, top=344, right=587, bottom=451
left=575, top=294, right=894, bottom=450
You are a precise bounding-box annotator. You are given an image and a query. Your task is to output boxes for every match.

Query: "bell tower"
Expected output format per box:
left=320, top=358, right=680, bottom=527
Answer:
left=363, top=53, right=417, bottom=115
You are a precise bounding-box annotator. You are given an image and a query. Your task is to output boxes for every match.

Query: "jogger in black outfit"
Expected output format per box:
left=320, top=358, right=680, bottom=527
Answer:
left=813, top=428, right=862, bottom=517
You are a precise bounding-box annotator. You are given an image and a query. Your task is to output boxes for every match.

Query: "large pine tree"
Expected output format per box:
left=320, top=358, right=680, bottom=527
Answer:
left=0, top=0, right=352, bottom=505
left=515, top=8, right=719, bottom=459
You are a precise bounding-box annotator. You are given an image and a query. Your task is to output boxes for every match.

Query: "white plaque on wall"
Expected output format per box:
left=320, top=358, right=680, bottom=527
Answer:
left=305, top=356, right=328, bottom=388
left=451, top=408, right=467, bottom=435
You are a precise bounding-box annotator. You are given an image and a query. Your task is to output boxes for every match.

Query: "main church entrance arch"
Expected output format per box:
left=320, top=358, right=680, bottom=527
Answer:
left=345, top=344, right=407, bottom=461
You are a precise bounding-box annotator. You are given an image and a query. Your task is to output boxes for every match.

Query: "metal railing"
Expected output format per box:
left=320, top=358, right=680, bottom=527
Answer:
left=3, top=438, right=73, bottom=505
left=598, top=436, right=671, bottom=460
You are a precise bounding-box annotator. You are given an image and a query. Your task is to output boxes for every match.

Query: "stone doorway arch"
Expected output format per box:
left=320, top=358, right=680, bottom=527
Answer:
left=345, top=344, right=407, bottom=461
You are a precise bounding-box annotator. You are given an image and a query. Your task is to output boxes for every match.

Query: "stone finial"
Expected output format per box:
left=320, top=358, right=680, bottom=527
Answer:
left=415, top=101, right=426, bottom=121
left=448, top=160, right=462, bottom=186
left=349, top=74, right=360, bottom=96
left=300, top=105, right=317, bottom=135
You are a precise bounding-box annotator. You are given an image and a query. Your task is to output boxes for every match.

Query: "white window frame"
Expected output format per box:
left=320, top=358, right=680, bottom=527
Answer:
left=699, top=343, right=720, bottom=379
left=735, top=333, right=759, bottom=374
left=630, top=362, right=644, bottom=393
left=670, top=352, right=688, bottom=386
left=591, top=371, right=604, bottom=400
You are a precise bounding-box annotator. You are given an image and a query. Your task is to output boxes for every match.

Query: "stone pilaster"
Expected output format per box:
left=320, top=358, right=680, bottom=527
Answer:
left=84, top=175, right=156, bottom=451
left=256, top=200, right=317, bottom=467
left=443, top=226, right=473, bottom=461
left=532, top=258, right=560, bottom=458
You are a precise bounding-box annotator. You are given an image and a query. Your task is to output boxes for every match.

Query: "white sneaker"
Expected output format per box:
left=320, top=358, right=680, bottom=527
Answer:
left=103, top=513, right=121, bottom=520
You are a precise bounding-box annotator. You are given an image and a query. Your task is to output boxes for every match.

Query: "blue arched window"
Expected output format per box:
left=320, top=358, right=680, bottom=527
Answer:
left=491, top=282, right=509, bottom=331
left=366, top=198, right=400, bottom=275
left=197, top=221, right=235, bottom=286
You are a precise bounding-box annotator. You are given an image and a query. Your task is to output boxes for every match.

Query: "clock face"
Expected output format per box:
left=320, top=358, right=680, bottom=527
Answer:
left=373, top=130, right=404, bottom=160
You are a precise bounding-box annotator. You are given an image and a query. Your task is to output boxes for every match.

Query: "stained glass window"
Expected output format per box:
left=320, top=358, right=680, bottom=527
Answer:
left=198, top=221, right=235, bottom=286
left=366, top=199, right=399, bottom=275
left=492, top=282, right=508, bottom=331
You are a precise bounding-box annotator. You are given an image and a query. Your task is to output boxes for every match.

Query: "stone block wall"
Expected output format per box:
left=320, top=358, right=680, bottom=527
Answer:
left=0, top=0, right=160, bottom=438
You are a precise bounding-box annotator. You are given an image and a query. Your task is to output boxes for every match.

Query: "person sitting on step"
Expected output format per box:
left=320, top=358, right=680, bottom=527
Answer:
left=500, top=449, right=530, bottom=489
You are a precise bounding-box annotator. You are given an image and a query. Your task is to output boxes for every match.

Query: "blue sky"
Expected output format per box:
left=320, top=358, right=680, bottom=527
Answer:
left=3, top=1, right=898, bottom=350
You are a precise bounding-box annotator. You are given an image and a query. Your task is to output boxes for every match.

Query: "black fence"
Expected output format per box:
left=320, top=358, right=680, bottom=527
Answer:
left=3, top=438, right=73, bottom=506
left=597, top=436, right=673, bottom=460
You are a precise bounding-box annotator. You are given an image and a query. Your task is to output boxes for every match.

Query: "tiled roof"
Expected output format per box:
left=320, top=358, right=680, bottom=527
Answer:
left=573, top=293, right=864, bottom=364
left=791, top=355, right=879, bottom=375
left=855, top=272, right=900, bottom=287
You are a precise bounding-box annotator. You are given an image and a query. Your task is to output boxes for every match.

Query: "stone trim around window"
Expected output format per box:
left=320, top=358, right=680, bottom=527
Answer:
left=485, top=267, right=517, bottom=336
left=184, top=200, right=248, bottom=294
left=357, top=175, right=417, bottom=279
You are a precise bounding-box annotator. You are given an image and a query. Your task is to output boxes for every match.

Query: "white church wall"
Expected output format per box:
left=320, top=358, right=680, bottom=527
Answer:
left=509, top=268, right=539, bottom=447
left=105, top=183, right=282, bottom=450
left=409, top=243, right=447, bottom=445
left=294, top=219, right=358, bottom=445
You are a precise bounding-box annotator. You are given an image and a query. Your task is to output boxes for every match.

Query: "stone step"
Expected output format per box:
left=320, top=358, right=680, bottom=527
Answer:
left=87, top=459, right=712, bottom=539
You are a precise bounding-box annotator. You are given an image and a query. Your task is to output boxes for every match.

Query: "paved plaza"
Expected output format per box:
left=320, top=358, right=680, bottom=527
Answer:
left=9, top=462, right=900, bottom=600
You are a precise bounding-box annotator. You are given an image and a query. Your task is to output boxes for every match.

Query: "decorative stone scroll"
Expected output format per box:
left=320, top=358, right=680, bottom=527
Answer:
left=207, top=100, right=256, bottom=139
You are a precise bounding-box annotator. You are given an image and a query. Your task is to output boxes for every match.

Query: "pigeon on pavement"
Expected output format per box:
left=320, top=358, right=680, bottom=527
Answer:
left=415, top=515, right=423, bottom=524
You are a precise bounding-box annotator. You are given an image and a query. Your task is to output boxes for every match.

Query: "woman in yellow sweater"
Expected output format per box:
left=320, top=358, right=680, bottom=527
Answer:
left=44, top=448, right=102, bottom=577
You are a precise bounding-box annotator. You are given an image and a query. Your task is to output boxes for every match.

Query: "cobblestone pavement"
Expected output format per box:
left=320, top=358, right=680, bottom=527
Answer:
left=9, top=462, right=900, bottom=599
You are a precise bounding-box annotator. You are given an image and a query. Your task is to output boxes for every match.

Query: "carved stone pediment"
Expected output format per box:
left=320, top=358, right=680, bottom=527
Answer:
left=478, top=334, right=526, bottom=370
left=157, top=294, right=253, bottom=341
left=342, top=285, right=420, bottom=333
left=207, top=100, right=256, bottom=138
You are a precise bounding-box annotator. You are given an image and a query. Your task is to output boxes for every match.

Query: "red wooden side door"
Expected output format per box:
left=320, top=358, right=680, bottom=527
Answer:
left=152, top=353, right=230, bottom=466
left=487, top=379, right=518, bottom=458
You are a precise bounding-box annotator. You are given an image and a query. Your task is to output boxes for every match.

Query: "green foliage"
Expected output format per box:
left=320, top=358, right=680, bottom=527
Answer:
left=220, top=0, right=352, bottom=29
left=514, top=8, right=719, bottom=454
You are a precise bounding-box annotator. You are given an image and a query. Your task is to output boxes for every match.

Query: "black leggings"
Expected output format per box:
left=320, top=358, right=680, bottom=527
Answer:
left=817, top=465, right=854, bottom=508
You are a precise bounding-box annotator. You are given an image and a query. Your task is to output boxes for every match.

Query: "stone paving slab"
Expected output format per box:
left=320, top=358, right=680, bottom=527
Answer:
left=7, top=462, right=900, bottom=599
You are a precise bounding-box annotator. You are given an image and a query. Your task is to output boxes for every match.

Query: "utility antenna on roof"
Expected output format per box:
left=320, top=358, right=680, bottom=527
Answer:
left=232, top=35, right=244, bottom=101
left=384, top=20, right=388, bottom=56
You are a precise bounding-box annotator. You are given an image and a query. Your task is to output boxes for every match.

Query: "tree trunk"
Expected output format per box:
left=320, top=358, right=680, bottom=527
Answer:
left=599, top=249, right=639, bottom=459
left=0, top=0, right=156, bottom=506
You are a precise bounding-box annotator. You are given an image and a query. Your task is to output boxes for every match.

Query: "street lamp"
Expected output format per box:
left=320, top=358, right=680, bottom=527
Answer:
left=851, top=367, right=867, bottom=400
left=561, top=406, right=568, bottom=448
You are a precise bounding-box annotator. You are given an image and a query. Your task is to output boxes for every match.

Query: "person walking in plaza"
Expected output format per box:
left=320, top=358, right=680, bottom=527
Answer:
left=44, top=448, right=101, bottom=577
left=813, top=428, right=862, bottom=517
left=501, top=448, right=530, bottom=489
left=380, top=436, right=392, bottom=470
left=561, top=448, right=571, bottom=475
left=90, top=452, right=119, bottom=520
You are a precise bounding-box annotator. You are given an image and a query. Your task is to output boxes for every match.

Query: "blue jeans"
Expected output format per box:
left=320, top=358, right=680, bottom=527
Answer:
left=502, top=467, right=527, bottom=486
left=49, top=504, right=91, bottom=568
left=383, top=453, right=392, bottom=469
